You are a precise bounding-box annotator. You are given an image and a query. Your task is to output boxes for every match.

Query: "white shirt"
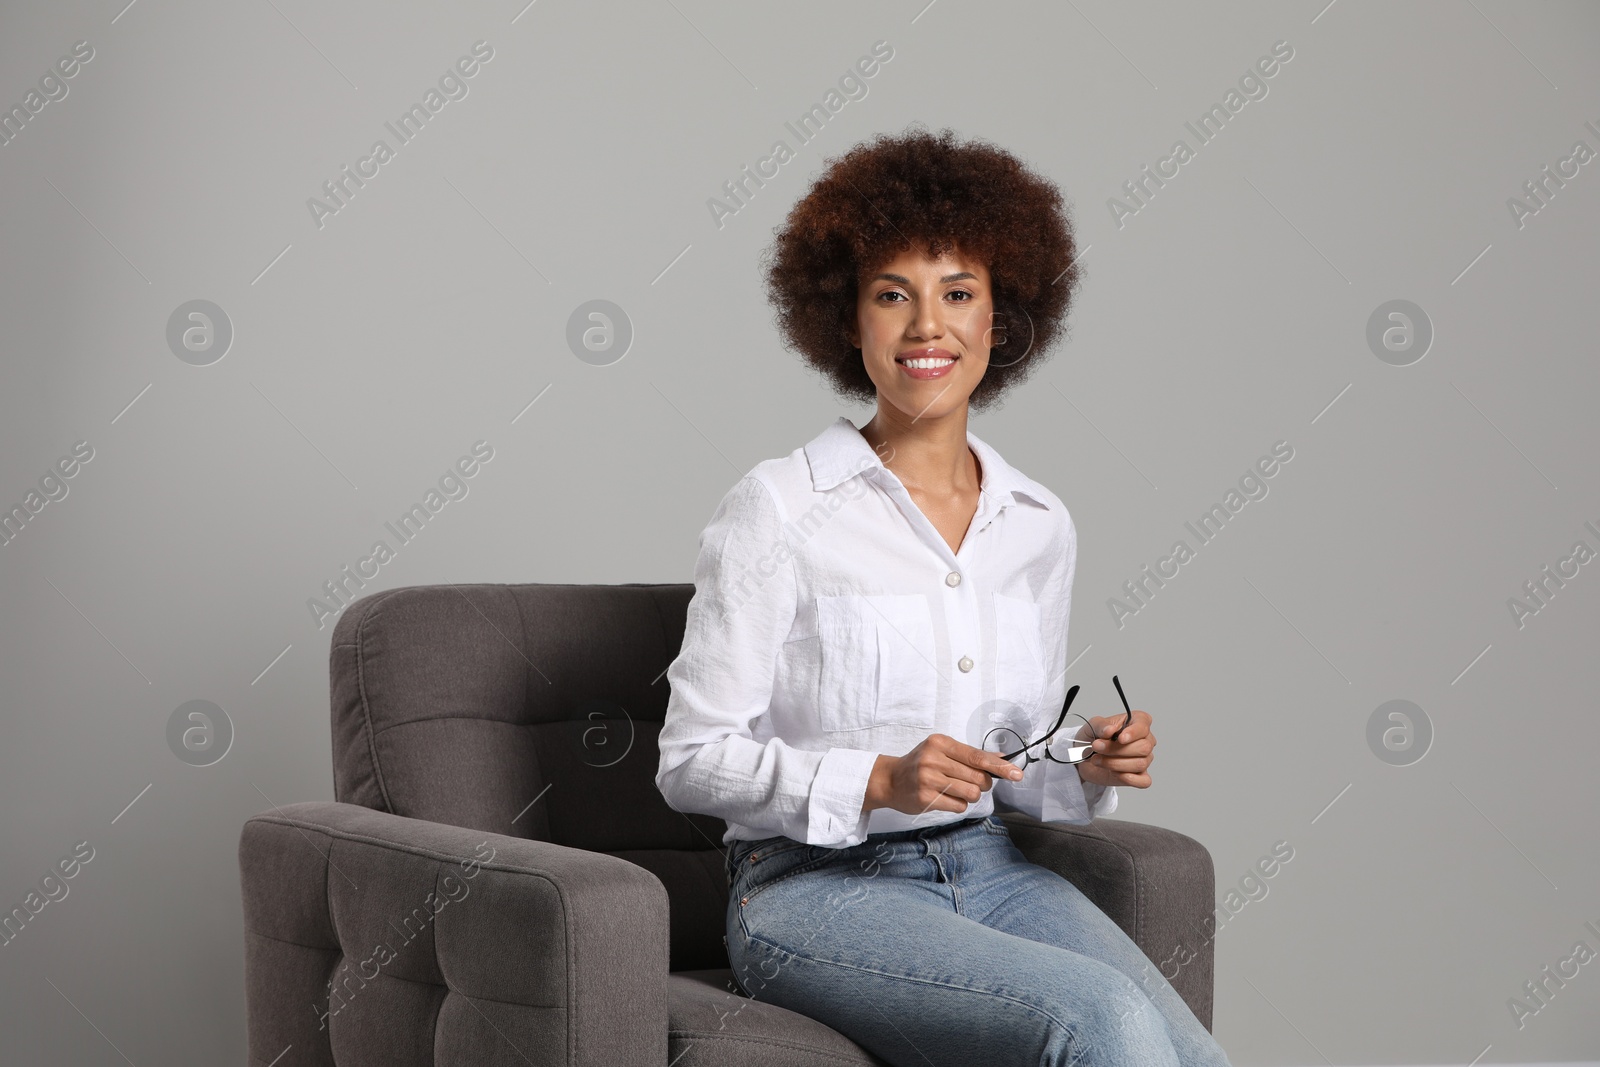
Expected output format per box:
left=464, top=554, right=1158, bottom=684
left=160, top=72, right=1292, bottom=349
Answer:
left=655, top=416, right=1116, bottom=848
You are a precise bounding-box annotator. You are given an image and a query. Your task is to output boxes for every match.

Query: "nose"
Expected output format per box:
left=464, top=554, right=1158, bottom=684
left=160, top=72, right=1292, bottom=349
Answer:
left=908, top=297, right=947, bottom=342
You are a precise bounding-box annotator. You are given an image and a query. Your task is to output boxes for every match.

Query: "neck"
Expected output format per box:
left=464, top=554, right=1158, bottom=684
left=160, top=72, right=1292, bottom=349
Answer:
left=857, top=405, right=979, bottom=496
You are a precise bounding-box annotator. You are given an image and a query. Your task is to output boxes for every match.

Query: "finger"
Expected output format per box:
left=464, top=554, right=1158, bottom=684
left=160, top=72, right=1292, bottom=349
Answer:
left=918, top=776, right=980, bottom=813
left=1088, top=754, right=1152, bottom=773
left=1088, top=735, right=1152, bottom=751
left=1092, top=734, right=1153, bottom=755
left=938, top=752, right=1004, bottom=795
left=947, top=738, right=1024, bottom=782
left=912, top=748, right=994, bottom=804
left=1083, top=761, right=1152, bottom=787
left=1077, top=717, right=1118, bottom=748
left=1096, top=739, right=1153, bottom=756
left=1106, top=712, right=1146, bottom=745
left=1094, top=709, right=1146, bottom=745
left=1099, top=714, right=1143, bottom=742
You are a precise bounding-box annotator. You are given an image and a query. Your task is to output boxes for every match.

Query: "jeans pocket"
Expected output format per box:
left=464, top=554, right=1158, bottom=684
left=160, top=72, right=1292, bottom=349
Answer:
left=733, top=838, right=833, bottom=916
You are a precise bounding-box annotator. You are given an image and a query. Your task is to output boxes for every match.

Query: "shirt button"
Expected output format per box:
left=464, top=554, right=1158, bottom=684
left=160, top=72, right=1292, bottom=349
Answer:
left=945, top=571, right=962, bottom=587
left=958, top=656, right=974, bottom=672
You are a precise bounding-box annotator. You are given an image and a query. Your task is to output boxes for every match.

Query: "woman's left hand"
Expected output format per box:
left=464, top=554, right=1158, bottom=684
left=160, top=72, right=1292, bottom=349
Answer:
left=1075, top=709, right=1155, bottom=789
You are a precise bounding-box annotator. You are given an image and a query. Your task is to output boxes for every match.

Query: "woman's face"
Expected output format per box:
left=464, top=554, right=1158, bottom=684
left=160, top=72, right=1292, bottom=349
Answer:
left=848, top=244, right=994, bottom=422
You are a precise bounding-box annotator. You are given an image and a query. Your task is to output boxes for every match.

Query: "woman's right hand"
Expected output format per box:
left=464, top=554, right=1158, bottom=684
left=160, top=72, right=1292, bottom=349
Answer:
left=863, top=733, right=1024, bottom=816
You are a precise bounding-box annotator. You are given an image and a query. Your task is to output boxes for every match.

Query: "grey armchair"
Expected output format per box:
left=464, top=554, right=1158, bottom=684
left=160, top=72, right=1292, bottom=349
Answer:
left=239, top=583, right=1217, bottom=1066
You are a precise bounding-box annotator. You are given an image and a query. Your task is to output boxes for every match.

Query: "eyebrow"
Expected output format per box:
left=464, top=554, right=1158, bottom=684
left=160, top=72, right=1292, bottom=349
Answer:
left=871, top=271, right=978, bottom=285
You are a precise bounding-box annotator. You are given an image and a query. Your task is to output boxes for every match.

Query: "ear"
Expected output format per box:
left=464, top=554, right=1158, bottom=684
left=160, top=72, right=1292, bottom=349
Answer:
left=845, top=317, right=860, bottom=349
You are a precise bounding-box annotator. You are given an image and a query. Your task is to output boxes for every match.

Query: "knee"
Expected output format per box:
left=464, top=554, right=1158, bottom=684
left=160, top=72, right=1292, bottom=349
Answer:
left=1039, top=982, right=1179, bottom=1067
left=1103, top=985, right=1178, bottom=1058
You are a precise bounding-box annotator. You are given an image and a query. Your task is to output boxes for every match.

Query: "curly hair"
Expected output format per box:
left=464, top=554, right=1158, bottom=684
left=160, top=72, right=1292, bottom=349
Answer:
left=762, top=125, right=1084, bottom=412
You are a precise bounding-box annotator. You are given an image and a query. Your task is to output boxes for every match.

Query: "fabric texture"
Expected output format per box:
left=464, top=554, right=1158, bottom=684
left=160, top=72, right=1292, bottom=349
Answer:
left=655, top=415, right=1115, bottom=848
left=722, top=815, right=1231, bottom=1067
left=239, top=800, right=671, bottom=1067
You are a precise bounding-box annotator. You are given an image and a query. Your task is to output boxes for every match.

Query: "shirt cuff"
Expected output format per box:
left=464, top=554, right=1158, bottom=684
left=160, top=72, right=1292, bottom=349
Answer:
left=807, top=747, right=879, bottom=847
left=1082, top=780, right=1119, bottom=818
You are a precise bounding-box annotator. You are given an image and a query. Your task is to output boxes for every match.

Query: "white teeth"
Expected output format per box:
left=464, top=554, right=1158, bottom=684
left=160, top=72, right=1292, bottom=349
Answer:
left=902, top=357, right=954, bottom=369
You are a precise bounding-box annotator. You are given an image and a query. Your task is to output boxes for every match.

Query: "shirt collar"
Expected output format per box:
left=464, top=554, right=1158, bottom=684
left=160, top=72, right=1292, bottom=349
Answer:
left=803, top=416, right=1052, bottom=511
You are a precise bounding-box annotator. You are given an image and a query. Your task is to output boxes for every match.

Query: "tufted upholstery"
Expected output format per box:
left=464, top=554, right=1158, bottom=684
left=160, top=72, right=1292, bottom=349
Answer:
left=326, top=583, right=732, bottom=972
left=239, top=582, right=1216, bottom=1065
left=239, top=800, right=669, bottom=1066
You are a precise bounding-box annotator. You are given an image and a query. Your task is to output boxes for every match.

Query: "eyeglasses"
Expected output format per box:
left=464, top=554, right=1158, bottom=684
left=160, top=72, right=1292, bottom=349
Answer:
left=982, top=675, right=1134, bottom=771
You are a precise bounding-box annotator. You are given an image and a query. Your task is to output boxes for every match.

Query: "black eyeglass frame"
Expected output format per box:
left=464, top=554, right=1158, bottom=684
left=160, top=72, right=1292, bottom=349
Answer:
left=982, top=675, right=1135, bottom=770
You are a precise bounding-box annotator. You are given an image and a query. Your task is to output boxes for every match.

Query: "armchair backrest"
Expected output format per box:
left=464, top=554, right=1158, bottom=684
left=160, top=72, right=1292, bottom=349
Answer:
left=329, top=582, right=730, bottom=970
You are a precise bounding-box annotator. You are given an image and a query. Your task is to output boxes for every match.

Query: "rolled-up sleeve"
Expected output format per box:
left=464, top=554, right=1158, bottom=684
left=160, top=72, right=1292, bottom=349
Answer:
left=655, top=475, right=878, bottom=846
left=991, top=510, right=1118, bottom=824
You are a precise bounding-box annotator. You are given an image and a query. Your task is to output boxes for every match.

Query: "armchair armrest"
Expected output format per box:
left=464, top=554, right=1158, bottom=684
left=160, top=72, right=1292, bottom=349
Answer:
left=239, top=801, right=669, bottom=1066
left=996, top=813, right=1216, bottom=1033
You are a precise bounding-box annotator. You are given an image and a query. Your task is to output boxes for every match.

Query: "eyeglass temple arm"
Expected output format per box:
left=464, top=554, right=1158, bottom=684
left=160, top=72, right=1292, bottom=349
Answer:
left=999, top=684, right=1080, bottom=762
left=1111, top=674, right=1133, bottom=733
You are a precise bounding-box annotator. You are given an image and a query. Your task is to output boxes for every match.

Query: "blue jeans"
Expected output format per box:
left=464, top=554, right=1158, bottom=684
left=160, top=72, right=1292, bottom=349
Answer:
left=723, top=814, right=1232, bottom=1067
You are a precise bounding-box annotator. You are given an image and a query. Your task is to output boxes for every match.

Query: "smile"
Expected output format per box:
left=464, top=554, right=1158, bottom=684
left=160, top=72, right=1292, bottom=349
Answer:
left=896, top=349, right=958, bottom=379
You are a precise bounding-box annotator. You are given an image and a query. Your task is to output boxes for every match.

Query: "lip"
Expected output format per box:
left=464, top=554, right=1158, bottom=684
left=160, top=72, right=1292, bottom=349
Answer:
left=895, top=347, right=958, bottom=380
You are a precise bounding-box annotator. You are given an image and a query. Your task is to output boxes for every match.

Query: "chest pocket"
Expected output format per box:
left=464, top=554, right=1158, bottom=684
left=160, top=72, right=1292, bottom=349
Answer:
left=992, top=592, right=1048, bottom=721
left=815, top=594, right=938, bottom=738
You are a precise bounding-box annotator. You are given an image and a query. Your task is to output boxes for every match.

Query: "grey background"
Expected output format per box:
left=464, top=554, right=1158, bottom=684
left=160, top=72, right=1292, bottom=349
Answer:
left=1, top=0, right=1596, bottom=1063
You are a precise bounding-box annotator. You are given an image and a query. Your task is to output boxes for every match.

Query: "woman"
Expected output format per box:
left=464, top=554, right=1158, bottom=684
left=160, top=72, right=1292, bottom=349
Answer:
left=655, top=127, right=1231, bottom=1067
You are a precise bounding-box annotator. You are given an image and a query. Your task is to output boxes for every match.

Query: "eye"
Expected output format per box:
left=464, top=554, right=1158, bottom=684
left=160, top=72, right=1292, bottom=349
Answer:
left=947, top=289, right=973, bottom=302
left=876, top=290, right=907, bottom=303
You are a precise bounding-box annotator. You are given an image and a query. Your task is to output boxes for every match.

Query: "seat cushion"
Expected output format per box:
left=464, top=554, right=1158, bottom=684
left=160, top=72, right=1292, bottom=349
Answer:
left=667, top=969, right=889, bottom=1066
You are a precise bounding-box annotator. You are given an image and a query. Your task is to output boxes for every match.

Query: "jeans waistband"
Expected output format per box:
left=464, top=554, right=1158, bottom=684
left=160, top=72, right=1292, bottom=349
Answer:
left=728, top=815, right=986, bottom=863
left=864, top=815, right=987, bottom=842
left=725, top=816, right=992, bottom=882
